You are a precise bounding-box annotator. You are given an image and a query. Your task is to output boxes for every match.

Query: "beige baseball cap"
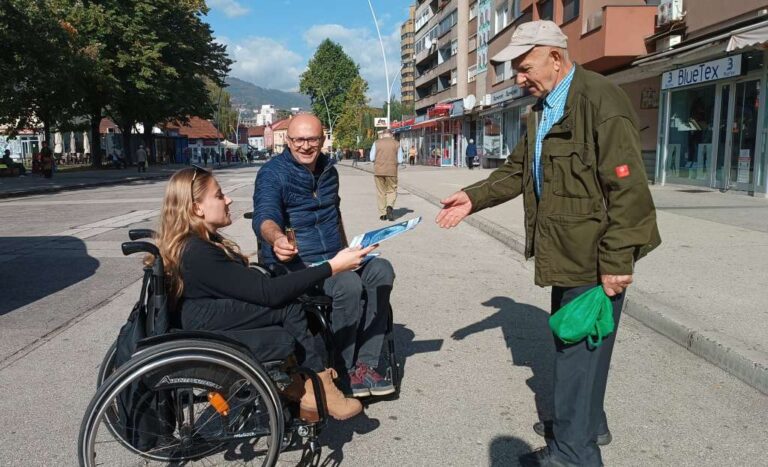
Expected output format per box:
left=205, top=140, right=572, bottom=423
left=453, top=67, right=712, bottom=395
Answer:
left=491, top=20, right=568, bottom=63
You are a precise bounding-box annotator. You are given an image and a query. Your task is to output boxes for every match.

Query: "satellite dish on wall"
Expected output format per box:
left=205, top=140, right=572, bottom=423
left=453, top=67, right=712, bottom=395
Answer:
left=424, top=38, right=432, bottom=49
left=463, top=94, right=476, bottom=111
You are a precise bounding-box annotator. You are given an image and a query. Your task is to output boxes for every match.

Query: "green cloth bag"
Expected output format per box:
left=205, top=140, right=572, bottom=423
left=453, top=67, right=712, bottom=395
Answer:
left=549, top=286, right=615, bottom=348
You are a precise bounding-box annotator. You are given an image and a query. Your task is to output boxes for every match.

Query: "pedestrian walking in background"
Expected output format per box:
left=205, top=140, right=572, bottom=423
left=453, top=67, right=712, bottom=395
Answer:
left=40, top=140, right=53, bottom=178
left=352, top=148, right=361, bottom=167
left=370, top=130, right=402, bottom=221
left=408, top=145, right=417, bottom=166
left=466, top=138, right=477, bottom=170
left=135, top=145, right=147, bottom=173
left=436, top=20, right=661, bottom=467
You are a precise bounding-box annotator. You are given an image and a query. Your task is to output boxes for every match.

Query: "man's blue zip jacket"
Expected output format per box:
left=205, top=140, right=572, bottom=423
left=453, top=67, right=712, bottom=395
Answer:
left=252, top=148, right=342, bottom=268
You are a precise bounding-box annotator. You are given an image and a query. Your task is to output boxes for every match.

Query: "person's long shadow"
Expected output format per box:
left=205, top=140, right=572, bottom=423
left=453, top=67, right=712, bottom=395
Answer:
left=451, top=296, right=554, bottom=423
left=318, top=323, right=442, bottom=465
left=390, top=207, right=414, bottom=221
left=0, top=236, right=100, bottom=316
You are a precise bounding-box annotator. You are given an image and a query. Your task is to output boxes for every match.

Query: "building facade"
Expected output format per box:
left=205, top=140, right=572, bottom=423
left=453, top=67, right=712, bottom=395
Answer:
left=397, top=0, right=768, bottom=197
left=401, top=5, right=417, bottom=108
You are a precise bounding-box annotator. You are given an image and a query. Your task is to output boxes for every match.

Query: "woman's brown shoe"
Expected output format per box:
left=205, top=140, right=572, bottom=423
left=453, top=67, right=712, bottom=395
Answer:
left=300, top=368, right=362, bottom=421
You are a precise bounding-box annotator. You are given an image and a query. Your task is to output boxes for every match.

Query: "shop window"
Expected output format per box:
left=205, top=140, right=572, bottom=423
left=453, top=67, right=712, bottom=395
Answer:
left=538, top=0, right=553, bottom=20
left=666, top=84, right=716, bottom=185
left=563, top=0, right=579, bottom=23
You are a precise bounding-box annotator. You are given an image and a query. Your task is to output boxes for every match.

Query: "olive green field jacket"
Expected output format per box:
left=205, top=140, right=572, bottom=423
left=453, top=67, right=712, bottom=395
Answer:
left=463, top=65, right=661, bottom=287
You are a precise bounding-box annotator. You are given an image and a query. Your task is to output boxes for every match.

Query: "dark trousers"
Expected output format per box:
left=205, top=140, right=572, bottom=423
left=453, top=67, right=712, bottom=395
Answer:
left=180, top=299, right=324, bottom=371
left=547, top=284, right=625, bottom=467
left=466, top=156, right=474, bottom=169
left=322, top=257, right=394, bottom=372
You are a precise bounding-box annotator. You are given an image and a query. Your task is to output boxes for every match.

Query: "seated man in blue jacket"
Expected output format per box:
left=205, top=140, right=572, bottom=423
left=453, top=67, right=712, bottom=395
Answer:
left=253, top=114, right=396, bottom=397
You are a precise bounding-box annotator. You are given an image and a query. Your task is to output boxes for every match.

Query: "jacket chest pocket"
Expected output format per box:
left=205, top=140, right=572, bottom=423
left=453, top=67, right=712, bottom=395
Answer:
left=550, top=149, right=594, bottom=199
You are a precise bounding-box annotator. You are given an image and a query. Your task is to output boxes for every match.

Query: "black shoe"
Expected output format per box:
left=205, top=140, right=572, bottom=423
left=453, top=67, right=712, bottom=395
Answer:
left=519, top=447, right=574, bottom=467
left=379, top=215, right=387, bottom=221
left=533, top=421, right=612, bottom=446
left=386, top=206, right=394, bottom=221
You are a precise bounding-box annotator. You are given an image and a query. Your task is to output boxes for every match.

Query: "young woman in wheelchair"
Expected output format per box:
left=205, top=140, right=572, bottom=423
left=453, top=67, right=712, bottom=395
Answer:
left=154, top=166, right=376, bottom=421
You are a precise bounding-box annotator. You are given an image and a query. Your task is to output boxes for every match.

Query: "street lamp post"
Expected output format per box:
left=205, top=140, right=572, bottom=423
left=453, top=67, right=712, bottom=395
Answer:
left=367, top=0, right=391, bottom=128
left=316, top=87, right=340, bottom=147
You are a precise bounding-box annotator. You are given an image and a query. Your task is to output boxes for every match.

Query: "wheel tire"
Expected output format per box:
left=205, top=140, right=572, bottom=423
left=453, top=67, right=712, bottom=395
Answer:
left=78, top=339, right=284, bottom=467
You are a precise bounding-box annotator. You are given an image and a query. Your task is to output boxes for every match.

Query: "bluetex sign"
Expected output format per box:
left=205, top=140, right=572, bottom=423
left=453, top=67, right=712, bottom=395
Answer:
left=662, top=55, right=742, bottom=90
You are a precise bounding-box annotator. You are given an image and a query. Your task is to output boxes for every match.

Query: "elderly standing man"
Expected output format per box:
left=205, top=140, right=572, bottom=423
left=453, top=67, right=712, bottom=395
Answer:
left=370, top=130, right=403, bottom=221
left=253, top=114, right=397, bottom=406
left=436, top=20, right=660, bottom=467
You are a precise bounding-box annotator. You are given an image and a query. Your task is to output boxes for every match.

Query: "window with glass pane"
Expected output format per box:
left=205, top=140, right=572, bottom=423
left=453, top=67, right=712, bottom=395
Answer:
left=538, top=0, right=553, bottom=20
left=495, top=4, right=509, bottom=34
left=563, top=0, right=580, bottom=22
left=483, top=114, right=504, bottom=158
left=667, top=85, right=716, bottom=186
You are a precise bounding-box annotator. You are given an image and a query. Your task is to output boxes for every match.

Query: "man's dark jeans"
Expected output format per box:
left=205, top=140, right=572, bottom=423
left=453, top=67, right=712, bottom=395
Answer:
left=322, top=257, right=394, bottom=372
left=547, top=284, right=625, bottom=467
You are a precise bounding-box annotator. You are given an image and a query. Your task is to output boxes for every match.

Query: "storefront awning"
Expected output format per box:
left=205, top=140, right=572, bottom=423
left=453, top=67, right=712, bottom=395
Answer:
left=409, top=117, right=448, bottom=130
left=727, top=23, right=768, bottom=52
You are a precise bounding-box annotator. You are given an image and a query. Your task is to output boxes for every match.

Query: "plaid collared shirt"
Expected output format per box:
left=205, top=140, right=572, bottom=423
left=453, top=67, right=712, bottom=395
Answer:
left=534, top=66, right=575, bottom=199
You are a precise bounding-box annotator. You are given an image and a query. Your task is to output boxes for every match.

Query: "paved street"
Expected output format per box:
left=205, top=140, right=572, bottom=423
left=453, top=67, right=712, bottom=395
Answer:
left=0, top=164, right=766, bottom=466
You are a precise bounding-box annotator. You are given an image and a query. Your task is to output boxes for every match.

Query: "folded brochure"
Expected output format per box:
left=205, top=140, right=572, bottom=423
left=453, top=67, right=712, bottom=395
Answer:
left=310, top=216, right=422, bottom=267
left=348, top=216, right=422, bottom=248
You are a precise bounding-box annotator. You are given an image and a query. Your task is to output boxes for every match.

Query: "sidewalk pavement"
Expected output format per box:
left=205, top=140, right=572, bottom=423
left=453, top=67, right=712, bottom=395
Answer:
left=0, top=163, right=253, bottom=199
left=345, top=160, right=768, bottom=394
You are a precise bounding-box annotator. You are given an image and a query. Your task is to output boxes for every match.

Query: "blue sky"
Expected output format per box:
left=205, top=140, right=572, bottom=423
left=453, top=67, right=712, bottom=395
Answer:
left=205, top=0, right=413, bottom=105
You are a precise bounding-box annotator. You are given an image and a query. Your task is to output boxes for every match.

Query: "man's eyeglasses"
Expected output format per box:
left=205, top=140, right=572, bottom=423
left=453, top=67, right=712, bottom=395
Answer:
left=190, top=164, right=208, bottom=201
left=287, top=136, right=323, bottom=148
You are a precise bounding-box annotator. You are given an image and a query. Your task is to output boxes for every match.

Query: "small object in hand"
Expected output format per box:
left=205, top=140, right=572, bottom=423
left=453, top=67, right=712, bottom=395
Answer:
left=285, top=228, right=296, bottom=248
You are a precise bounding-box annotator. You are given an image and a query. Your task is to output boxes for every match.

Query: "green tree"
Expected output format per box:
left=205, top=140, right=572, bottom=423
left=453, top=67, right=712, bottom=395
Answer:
left=334, top=77, right=368, bottom=149
left=299, top=39, right=360, bottom=130
left=0, top=1, right=83, bottom=142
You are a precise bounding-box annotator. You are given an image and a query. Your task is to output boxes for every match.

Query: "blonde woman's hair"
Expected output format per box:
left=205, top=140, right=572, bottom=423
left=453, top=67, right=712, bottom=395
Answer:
left=152, top=167, right=247, bottom=302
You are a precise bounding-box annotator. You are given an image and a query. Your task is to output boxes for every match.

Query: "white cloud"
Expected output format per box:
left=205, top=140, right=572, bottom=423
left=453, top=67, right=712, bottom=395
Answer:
left=208, top=0, right=250, bottom=18
left=221, top=36, right=305, bottom=92
left=303, top=23, right=402, bottom=105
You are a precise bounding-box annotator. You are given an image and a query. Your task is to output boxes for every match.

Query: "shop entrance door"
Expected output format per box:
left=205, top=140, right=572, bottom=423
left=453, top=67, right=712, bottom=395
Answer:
left=723, top=79, right=761, bottom=192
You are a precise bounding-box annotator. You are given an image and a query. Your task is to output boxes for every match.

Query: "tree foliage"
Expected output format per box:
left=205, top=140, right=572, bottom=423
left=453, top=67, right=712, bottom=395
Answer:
left=299, top=39, right=360, bottom=130
left=333, top=76, right=369, bottom=149
left=0, top=0, right=230, bottom=165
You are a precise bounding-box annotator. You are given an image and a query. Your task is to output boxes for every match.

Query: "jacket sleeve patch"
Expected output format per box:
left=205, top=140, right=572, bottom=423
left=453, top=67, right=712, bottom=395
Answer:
left=615, top=164, right=630, bottom=178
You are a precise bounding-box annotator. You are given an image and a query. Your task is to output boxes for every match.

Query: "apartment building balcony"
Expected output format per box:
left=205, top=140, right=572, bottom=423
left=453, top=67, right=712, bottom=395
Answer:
left=415, top=68, right=438, bottom=89
left=434, top=54, right=456, bottom=77
left=414, top=84, right=457, bottom=113
left=564, top=5, right=656, bottom=73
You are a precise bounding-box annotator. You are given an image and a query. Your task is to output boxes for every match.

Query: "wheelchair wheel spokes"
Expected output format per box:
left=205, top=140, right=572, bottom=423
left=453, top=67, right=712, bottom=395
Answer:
left=79, top=341, right=284, bottom=466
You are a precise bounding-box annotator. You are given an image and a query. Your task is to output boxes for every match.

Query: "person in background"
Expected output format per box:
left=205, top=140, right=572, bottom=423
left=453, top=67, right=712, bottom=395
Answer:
left=408, top=145, right=417, bottom=166
left=466, top=138, right=477, bottom=170
left=40, top=141, right=54, bottom=178
left=370, top=130, right=403, bottom=221
left=135, top=145, right=147, bottom=173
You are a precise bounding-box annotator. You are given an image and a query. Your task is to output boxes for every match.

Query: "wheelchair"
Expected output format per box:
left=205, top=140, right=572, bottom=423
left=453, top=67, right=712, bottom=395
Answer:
left=78, top=228, right=400, bottom=466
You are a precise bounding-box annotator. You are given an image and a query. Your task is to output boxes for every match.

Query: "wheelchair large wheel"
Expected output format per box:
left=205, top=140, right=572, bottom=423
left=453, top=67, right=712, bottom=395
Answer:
left=79, top=339, right=284, bottom=466
left=96, top=340, right=118, bottom=387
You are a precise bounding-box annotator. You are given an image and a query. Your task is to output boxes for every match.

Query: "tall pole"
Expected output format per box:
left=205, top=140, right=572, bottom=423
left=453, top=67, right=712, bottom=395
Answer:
left=367, top=0, right=391, bottom=128
left=317, top=87, right=335, bottom=145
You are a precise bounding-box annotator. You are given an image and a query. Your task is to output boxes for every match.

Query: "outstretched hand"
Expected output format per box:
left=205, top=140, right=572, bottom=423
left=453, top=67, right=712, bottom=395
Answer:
left=435, top=191, right=473, bottom=228
left=328, top=244, right=379, bottom=274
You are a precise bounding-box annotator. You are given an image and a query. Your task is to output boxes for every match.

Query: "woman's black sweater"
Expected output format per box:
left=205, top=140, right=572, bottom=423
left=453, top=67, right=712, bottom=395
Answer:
left=180, top=236, right=332, bottom=307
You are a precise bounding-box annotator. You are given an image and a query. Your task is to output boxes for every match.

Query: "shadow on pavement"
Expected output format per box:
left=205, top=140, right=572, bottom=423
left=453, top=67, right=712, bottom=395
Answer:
left=489, top=435, right=533, bottom=466
left=0, top=236, right=100, bottom=316
left=451, top=296, right=554, bottom=423
left=390, top=207, right=414, bottom=221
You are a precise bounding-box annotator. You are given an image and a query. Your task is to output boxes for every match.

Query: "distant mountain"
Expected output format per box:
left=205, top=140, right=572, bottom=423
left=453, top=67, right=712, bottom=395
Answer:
left=225, top=77, right=311, bottom=111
